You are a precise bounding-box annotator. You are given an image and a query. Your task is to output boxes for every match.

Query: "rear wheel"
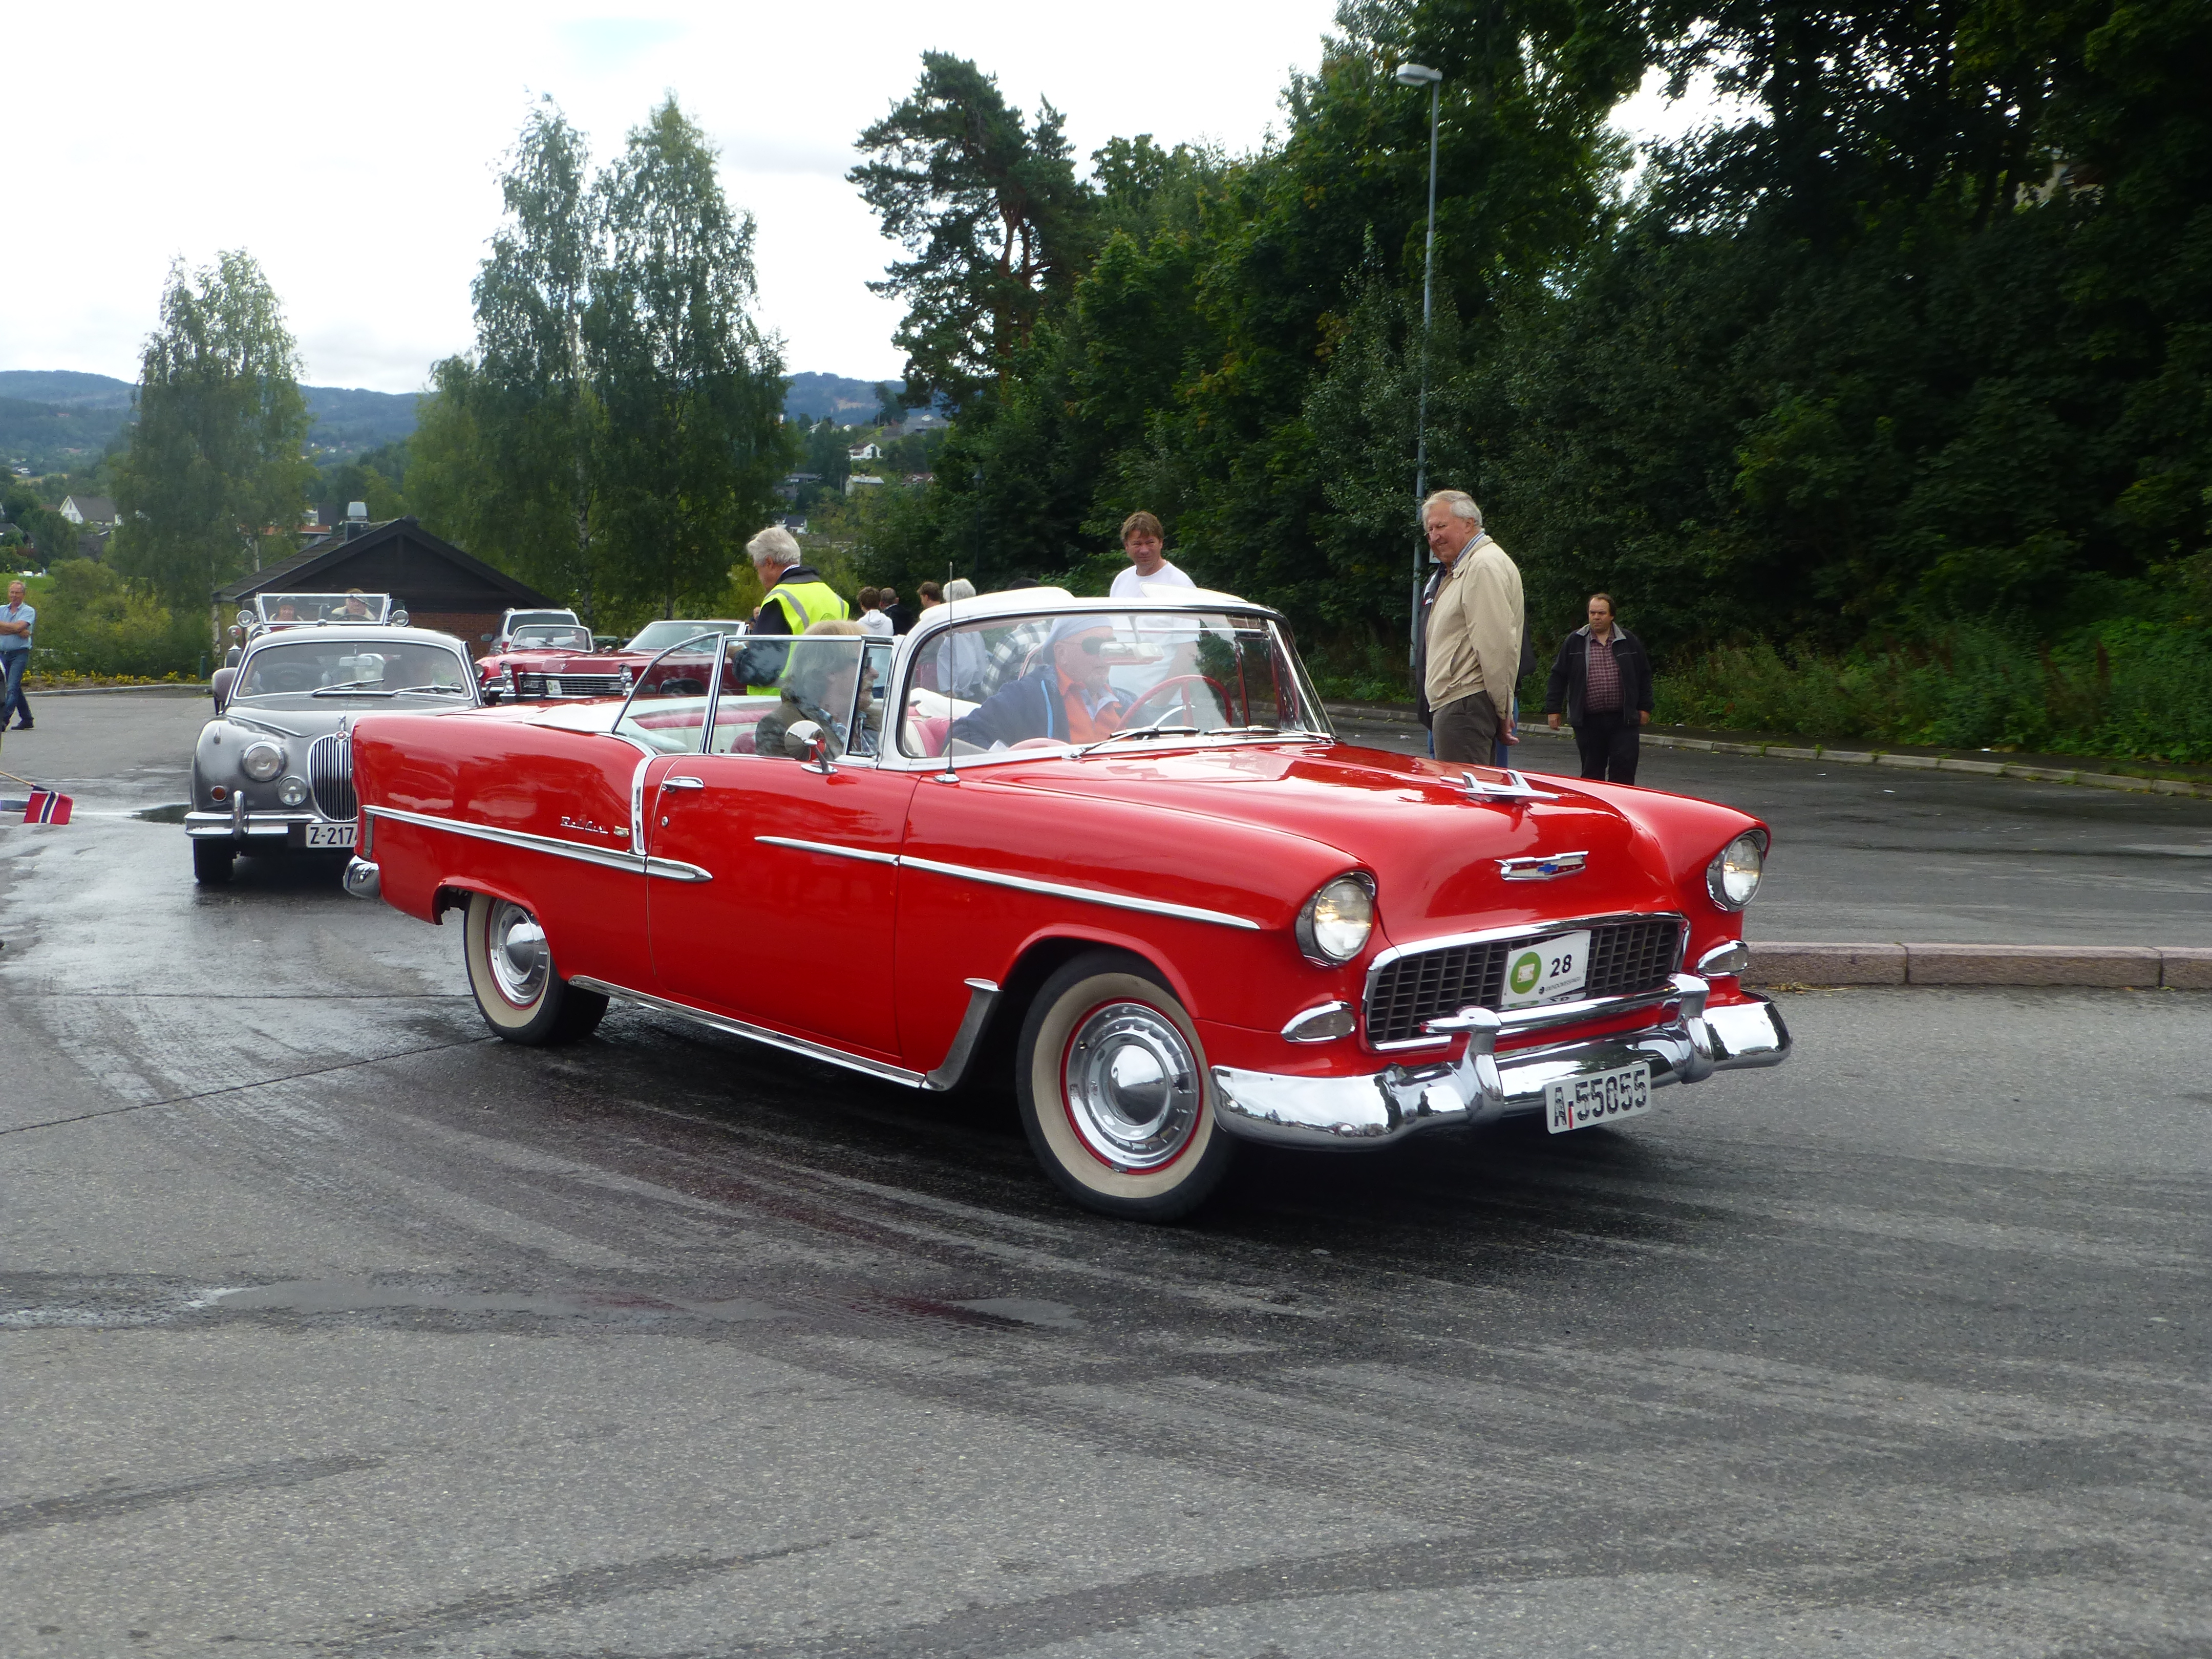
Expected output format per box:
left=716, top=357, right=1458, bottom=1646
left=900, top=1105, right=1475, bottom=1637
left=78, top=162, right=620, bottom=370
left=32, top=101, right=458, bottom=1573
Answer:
left=462, top=891, right=607, bottom=1045
left=192, top=840, right=235, bottom=885
left=1015, top=950, right=1234, bottom=1221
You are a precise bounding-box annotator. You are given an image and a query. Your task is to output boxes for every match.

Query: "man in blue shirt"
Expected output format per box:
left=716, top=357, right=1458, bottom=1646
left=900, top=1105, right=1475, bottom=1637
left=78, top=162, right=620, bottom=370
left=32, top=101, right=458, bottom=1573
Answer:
left=0, top=579, right=33, bottom=731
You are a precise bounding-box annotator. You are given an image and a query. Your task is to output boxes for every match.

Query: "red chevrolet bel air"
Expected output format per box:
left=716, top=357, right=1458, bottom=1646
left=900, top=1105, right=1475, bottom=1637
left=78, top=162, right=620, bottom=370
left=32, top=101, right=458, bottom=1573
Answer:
left=344, top=589, right=1789, bottom=1219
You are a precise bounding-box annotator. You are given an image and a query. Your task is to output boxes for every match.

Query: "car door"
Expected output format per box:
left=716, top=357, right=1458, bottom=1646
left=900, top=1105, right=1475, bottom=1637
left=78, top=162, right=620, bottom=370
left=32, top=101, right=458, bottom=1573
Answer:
left=645, top=640, right=912, bottom=1060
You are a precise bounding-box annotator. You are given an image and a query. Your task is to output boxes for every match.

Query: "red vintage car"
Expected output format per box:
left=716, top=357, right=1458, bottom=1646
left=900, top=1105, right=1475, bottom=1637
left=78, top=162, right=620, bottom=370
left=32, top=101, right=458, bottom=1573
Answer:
left=344, top=591, right=1789, bottom=1220
left=475, top=623, right=636, bottom=703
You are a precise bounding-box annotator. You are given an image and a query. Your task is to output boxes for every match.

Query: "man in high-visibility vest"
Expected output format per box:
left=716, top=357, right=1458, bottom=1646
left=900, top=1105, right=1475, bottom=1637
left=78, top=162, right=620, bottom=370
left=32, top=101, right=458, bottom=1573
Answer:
left=742, top=525, right=848, bottom=693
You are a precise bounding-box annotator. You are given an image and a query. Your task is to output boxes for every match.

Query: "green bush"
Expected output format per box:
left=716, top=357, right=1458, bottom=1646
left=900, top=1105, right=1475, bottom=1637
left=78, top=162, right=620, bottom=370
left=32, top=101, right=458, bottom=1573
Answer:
left=1657, top=621, right=2212, bottom=764
left=33, top=559, right=207, bottom=679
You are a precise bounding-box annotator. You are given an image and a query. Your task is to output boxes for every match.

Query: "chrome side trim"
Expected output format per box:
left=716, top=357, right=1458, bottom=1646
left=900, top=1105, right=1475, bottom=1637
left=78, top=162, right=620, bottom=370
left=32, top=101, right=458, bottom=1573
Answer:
left=901, top=853, right=1263, bottom=930
left=568, top=975, right=925, bottom=1089
left=1498, top=849, right=1586, bottom=881
left=629, top=754, right=650, bottom=851
left=1213, top=984, right=1789, bottom=1150
left=756, top=835, right=901, bottom=867
left=364, top=803, right=712, bottom=884
left=921, top=977, right=1001, bottom=1092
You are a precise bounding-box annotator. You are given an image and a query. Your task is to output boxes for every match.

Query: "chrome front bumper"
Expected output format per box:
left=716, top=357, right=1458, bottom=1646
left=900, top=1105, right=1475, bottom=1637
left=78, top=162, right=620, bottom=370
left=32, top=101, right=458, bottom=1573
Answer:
left=343, top=856, right=381, bottom=900
left=1211, top=974, right=1791, bottom=1149
left=183, top=806, right=320, bottom=840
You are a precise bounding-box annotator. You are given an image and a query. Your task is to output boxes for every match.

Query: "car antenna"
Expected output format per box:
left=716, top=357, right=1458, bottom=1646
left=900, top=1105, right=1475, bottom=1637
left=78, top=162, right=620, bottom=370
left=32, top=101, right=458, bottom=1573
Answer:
left=935, top=575, right=959, bottom=784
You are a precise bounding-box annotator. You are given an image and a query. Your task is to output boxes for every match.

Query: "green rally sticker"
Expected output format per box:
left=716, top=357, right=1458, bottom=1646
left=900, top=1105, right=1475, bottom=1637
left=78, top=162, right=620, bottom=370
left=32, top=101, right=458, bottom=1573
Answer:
left=1508, top=950, right=1543, bottom=995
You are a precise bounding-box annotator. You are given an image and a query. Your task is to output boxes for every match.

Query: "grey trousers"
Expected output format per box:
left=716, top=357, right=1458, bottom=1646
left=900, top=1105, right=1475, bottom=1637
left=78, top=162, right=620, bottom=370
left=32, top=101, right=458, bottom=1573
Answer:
left=1432, top=691, right=1499, bottom=764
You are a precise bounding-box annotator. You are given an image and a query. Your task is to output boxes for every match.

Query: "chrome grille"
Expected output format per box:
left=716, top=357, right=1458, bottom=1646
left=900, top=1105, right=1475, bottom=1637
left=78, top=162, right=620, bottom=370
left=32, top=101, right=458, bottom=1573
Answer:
left=543, top=673, right=624, bottom=697
left=1365, top=915, right=1684, bottom=1045
left=308, top=731, right=356, bottom=822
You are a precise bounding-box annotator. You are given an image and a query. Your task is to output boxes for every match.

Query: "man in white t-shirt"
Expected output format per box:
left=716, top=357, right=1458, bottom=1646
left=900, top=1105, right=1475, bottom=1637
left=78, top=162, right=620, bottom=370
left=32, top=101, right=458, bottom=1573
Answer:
left=1108, top=512, right=1195, bottom=600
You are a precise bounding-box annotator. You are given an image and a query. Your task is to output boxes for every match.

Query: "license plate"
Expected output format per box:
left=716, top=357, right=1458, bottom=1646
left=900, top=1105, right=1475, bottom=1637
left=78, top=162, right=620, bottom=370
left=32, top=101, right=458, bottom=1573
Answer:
left=1545, top=1060, right=1652, bottom=1134
left=1501, top=929, right=1590, bottom=1008
left=301, top=822, right=357, bottom=848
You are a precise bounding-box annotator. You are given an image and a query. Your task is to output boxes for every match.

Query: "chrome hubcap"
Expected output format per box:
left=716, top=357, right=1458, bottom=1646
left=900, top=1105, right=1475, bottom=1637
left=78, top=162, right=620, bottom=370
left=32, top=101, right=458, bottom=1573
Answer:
left=485, top=900, right=549, bottom=1006
left=1063, top=1002, right=1201, bottom=1171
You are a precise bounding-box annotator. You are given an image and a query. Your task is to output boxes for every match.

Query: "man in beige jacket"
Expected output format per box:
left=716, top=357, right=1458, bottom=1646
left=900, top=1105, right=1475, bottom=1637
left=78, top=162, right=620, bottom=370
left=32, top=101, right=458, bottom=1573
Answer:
left=1418, top=490, right=1522, bottom=764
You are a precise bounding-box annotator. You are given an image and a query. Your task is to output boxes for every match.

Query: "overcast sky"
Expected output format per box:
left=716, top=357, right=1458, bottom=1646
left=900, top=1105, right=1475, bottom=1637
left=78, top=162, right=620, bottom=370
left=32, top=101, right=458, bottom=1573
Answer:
left=5, top=3, right=1712, bottom=395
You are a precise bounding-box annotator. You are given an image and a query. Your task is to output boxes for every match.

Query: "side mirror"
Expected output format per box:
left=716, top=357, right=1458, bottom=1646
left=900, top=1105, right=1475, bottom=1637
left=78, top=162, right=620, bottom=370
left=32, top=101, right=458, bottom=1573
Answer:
left=210, top=666, right=237, bottom=713
left=787, top=720, right=835, bottom=774
left=391, top=609, right=410, bottom=628
left=480, top=632, right=494, bottom=643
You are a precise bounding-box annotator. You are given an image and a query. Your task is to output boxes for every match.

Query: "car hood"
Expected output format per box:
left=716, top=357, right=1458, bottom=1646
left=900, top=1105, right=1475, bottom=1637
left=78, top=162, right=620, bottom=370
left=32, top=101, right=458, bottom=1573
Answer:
left=977, top=740, right=1749, bottom=943
left=222, top=694, right=473, bottom=731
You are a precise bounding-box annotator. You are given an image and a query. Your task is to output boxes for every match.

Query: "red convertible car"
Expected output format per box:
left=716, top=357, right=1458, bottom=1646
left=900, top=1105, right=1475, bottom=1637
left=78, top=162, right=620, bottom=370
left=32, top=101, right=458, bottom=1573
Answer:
left=344, top=592, right=1789, bottom=1219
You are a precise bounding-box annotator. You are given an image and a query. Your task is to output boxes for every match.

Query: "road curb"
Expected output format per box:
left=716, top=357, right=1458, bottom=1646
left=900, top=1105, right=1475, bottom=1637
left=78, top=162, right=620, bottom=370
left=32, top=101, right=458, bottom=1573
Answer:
left=24, top=683, right=211, bottom=697
left=1319, top=702, right=2212, bottom=801
left=1745, top=941, right=2212, bottom=990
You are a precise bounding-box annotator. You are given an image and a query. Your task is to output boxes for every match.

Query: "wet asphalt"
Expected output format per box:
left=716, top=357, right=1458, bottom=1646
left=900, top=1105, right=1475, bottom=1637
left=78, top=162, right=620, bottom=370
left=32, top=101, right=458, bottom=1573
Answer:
left=1, top=691, right=2207, bottom=1656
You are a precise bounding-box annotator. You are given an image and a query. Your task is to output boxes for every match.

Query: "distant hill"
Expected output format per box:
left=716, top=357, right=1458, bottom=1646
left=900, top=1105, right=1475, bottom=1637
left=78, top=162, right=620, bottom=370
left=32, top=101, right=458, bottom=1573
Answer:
left=1, top=368, right=920, bottom=472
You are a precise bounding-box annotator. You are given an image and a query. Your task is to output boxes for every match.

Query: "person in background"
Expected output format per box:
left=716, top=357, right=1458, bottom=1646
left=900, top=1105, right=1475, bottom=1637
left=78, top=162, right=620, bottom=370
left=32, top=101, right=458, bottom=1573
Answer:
left=855, top=587, right=894, bottom=637
left=1109, top=512, right=1195, bottom=600
left=949, top=617, right=1131, bottom=749
left=754, top=620, right=873, bottom=761
left=937, top=578, right=986, bottom=698
left=739, top=524, right=849, bottom=693
left=1544, top=592, right=1653, bottom=784
left=882, top=586, right=917, bottom=635
left=1415, top=491, right=1521, bottom=764
left=337, top=589, right=374, bottom=621
left=917, top=580, right=944, bottom=612
left=0, top=578, right=34, bottom=730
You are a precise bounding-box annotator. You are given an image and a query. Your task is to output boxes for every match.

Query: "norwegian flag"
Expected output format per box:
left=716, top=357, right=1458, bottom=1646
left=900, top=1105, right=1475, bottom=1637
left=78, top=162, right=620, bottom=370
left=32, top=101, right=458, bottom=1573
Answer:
left=23, top=789, right=73, bottom=825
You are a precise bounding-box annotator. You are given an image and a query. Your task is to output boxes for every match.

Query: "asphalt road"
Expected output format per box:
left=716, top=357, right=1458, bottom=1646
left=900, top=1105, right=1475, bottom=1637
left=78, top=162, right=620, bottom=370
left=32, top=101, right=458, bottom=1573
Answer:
left=1334, top=713, right=2212, bottom=946
left=2, top=692, right=2207, bottom=1657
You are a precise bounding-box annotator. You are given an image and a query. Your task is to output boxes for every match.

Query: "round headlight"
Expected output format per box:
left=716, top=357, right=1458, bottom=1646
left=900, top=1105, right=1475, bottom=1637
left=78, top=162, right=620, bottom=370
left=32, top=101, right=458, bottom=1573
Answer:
left=241, top=741, right=285, bottom=782
left=278, top=776, right=309, bottom=807
left=1296, top=875, right=1375, bottom=964
left=1706, top=832, right=1766, bottom=909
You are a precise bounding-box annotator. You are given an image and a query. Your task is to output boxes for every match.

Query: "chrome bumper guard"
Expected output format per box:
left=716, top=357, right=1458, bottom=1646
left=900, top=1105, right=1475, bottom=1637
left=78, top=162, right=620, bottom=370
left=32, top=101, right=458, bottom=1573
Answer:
left=342, top=857, right=381, bottom=901
left=1211, top=973, right=1791, bottom=1149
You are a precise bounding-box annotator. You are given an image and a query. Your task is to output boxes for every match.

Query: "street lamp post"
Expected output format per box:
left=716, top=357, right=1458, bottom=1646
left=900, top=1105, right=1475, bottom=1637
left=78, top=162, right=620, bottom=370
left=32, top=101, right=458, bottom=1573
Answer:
left=1395, top=61, right=1443, bottom=668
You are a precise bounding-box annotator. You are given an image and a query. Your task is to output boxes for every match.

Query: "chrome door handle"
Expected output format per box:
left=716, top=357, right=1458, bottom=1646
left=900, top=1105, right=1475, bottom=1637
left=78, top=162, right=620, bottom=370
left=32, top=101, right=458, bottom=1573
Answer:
left=661, top=775, right=705, bottom=791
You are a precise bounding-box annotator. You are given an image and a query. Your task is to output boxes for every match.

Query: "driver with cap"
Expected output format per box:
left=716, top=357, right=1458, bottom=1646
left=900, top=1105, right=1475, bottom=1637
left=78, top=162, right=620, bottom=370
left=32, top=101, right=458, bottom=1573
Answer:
left=949, top=616, right=1134, bottom=750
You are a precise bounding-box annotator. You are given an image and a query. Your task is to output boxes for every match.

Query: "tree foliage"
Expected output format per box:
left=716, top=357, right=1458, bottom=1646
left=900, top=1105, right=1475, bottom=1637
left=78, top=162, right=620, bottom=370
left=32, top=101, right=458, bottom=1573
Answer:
left=110, top=251, right=315, bottom=607
left=851, top=53, right=1091, bottom=411
left=411, top=96, right=791, bottom=623
left=850, top=0, right=2211, bottom=748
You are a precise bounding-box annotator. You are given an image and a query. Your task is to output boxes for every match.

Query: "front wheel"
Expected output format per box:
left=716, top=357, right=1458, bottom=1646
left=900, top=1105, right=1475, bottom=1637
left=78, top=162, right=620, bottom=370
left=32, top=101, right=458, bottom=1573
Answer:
left=462, top=891, right=607, bottom=1045
left=192, top=840, right=235, bottom=885
left=1015, top=950, right=1235, bottom=1221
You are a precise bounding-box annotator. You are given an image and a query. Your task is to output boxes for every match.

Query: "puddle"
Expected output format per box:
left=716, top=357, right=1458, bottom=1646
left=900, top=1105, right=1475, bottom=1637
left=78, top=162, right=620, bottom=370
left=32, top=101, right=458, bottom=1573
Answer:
left=133, top=804, right=190, bottom=823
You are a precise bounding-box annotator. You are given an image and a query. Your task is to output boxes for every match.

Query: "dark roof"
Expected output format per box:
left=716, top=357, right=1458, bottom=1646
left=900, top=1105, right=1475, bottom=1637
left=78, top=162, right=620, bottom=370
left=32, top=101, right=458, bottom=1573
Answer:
left=212, top=517, right=552, bottom=608
left=64, top=495, right=117, bottom=522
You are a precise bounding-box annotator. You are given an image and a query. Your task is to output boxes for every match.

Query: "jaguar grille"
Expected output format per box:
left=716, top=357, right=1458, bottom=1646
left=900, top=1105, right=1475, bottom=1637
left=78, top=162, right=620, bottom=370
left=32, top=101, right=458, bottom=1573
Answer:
left=1365, top=915, right=1685, bottom=1045
left=308, top=731, right=356, bottom=822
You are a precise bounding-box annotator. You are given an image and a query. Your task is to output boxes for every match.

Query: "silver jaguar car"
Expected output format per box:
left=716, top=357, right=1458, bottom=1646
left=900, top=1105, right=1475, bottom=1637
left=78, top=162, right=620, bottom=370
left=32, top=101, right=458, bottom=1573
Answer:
left=186, top=625, right=481, bottom=884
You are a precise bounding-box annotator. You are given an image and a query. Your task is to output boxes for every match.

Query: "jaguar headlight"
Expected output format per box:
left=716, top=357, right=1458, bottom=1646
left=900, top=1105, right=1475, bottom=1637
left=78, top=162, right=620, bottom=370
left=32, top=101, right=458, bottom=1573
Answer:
left=241, top=740, right=285, bottom=782
left=1296, top=874, right=1375, bottom=965
left=278, top=776, right=309, bottom=807
left=1706, top=832, right=1766, bottom=910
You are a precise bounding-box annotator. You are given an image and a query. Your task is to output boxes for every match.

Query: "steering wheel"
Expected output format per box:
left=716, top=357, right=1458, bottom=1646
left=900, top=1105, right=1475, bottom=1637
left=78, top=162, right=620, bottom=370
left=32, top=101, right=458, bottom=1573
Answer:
left=1120, top=673, right=1231, bottom=728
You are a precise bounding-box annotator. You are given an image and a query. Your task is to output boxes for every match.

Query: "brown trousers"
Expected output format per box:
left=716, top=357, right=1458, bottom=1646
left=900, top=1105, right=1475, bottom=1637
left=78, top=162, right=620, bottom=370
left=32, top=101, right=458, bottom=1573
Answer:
left=1432, top=691, right=1500, bottom=764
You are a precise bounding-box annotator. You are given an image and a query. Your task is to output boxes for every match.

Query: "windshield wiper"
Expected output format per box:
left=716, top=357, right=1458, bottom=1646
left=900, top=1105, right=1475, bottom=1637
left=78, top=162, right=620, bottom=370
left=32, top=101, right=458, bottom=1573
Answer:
left=1077, top=719, right=1202, bottom=759
left=387, top=683, right=469, bottom=696
left=311, top=679, right=395, bottom=695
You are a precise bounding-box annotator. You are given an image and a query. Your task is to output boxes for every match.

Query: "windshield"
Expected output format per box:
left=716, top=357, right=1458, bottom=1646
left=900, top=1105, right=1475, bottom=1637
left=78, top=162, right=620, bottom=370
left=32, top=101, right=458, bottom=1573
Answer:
left=612, top=634, right=890, bottom=759
left=235, top=639, right=472, bottom=698
left=505, top=610, right=576, bottom=631
left=257, top=592, right=388, bottom=625
left=625, top=619, right=747, bottom=653
left=511, top=625, right=593, bottom=651
left=898, top=608, right=1329, bottom=760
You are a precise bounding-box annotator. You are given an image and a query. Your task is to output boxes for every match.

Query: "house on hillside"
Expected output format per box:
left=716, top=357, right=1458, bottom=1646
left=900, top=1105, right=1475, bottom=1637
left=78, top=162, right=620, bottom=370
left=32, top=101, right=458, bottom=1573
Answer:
left=848, top=442, right=882, bottom=462
left=212, top=516, right=554, bottom=648
left=59, top=495, right=117, bottom=528
left=845, top=474, right=884, bottom=495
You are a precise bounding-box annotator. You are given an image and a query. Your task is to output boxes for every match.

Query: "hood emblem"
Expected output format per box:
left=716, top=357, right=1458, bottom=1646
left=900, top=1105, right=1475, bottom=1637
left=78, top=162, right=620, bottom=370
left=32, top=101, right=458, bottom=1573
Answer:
left=1498, top=850, right=1588, bottom=881
left=1452, top=769, right=1559, bottom=803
